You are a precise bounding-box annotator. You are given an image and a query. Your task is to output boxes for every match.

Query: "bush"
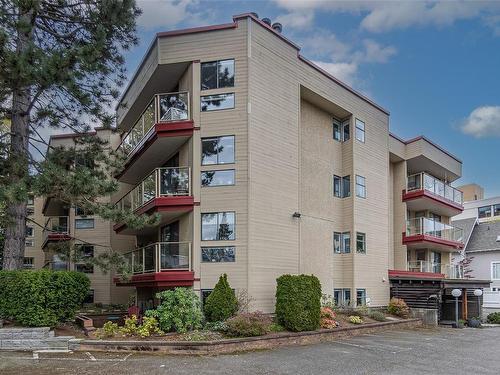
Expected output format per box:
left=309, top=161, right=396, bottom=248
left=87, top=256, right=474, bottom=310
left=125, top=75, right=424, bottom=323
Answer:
left=368, top=310, right=387, bottom=322
left=204, top=321, right=228, bottom=333
left=225, top=311, right=272, bottom=337
left=204, top=274, right=238, bottom=322
left=120, top=315, right=140, bottom=336
left=275, top=274, right=321, bottom=332
left=349, top=315, right=363, bottom=324
left=0, top=270, right=90, bottom=327
left=145, top=288, right=203, bottom=333
left=136, top=316, right=163, bottom=338
left=320, top=307, right=339, bottom=329
left=95, top=321, right=120, bottom=339
left=387, top=297, right=410, bottom=318
left=487, top=312, right=500, bottom=324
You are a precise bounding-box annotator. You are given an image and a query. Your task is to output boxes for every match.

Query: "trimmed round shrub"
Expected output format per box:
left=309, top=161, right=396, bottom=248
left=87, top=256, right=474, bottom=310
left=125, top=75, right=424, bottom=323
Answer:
left=368, top=310, right=387, bottom=322
left=387, top=297, right=410, bottom=318
left=204, top=274, right=238, bottom=322
left=225, top=311, right=272, bottom=337
left=275, top=274, right=321, bottom=332
left=487, top=312, right=500, bottom=324
left=0, top=270, right=90, bottom=327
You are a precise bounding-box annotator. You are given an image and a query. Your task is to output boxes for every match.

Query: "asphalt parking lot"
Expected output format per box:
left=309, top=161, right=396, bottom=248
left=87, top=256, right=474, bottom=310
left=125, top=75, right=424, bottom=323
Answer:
left=0, top=327, right=498, bottom=375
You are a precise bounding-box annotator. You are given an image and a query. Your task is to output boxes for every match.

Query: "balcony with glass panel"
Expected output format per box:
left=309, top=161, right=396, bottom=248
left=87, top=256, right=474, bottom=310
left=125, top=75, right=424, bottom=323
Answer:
left=42, top=216, right=71, bottom=249
left=116, top=91, right=194, bottom=185
left=407, top=261, right=464, bottom=279
left=113, top=167, right=193, bottom=234
left=114, top=242, right=194, bottom=288
left=403, top=217, right=464, bottom=251
left=403, top=172, right=464, bottom=216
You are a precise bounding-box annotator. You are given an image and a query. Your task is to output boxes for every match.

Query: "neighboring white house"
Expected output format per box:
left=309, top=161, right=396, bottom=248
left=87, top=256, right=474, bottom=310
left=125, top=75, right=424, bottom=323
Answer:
left=453, top=196, right=500, bottom=223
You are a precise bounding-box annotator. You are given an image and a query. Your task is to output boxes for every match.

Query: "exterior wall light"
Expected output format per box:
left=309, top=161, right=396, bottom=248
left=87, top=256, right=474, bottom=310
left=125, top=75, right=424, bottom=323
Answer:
left=292, top=212, right=301, bottom=218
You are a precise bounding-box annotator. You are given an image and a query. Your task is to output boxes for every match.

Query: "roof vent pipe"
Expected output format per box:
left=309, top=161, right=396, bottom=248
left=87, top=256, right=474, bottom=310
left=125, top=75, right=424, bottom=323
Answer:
left=272, top=22, right=283, bottom=33
left=262, top=17, right=272, bottom=26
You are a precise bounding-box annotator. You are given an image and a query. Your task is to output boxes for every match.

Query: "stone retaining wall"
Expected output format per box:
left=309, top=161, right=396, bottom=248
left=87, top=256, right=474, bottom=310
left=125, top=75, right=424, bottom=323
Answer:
left=75, top=319, right=422, bottom=355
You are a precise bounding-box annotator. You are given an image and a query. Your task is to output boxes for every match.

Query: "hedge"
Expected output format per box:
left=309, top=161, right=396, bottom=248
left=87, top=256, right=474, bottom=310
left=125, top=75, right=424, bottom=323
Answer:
left=204, top=273, right=238, bottom=322
left=275, top=274, right=321, bottom=332
left=0, top=270, right=90, bottom=327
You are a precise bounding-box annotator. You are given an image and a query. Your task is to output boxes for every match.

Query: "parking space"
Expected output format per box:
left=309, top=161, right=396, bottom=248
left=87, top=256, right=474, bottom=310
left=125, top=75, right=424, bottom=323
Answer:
left=0, top=328, right=498, bottom=375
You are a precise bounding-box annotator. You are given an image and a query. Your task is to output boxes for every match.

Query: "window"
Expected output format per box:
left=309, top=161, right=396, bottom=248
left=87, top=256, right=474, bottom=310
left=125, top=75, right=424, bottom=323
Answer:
left=355, top=118, right=365, bottom=142
left=27, top=195, right=34, bottom=205
left=27, top=206, right=34, bottom=215
left=334, top=288, right=351, bottom=306
left=201, top=59, right=235, bottom=90
left=333, top=118, right=350, bottom=142
left=356, top=289, right=366, bottom=306
left=201, top=170, right=235, bottom=187
left=355, top=175, right=366, bottom=198
left=201, top=212, right=235, bottom=241
left=333, top=175, right=341, bottom=197
left=25, top=225, right=34, bottom=237
left=75, top=205, right=93, bottom=216
left=201, top=93, right=235, bottom=112
left=201, top=246, right=235, bottom=262
left=492, top=262, right=500, bottom=280
left=494, top=204, right=500, bottom=217
left=334, top=232, right=351, bottom=254
left=356, top=232, right=366, bottom=253
left=83, top=289, right=94, bottom=304
left=342, top=175, right=351, bottom=198
left=201, top=136, right=235, bottom=165
left=479, top=206, right=492, bottom=218
left=25, top=239, right=34, bottom=247
left=75, top=218, right=94, bottom=229
left=23, top=257, right=34, bottom=269
left=75, top=245, right=94, bottom=273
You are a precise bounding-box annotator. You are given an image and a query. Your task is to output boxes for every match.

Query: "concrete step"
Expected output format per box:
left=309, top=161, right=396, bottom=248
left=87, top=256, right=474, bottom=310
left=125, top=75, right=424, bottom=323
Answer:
left=0, top=336, right=75, bottom=351
left=0, top=327, right=52, bottom=340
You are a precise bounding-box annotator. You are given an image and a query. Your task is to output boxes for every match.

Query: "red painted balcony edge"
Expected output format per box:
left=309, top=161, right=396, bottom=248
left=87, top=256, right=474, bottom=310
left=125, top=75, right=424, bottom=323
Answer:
left=113, top=196, right=194, bottom=233
left=402, top=189, right=464, bottom=212
left=115, top=120, right=194, bottom=180
left=402, top=232, right=464, bottom=250
left=41, top=233, right=72, bottom=249
left=388, top=269, right=445, bottom=279
left=114, top=271, right=195, bottom=288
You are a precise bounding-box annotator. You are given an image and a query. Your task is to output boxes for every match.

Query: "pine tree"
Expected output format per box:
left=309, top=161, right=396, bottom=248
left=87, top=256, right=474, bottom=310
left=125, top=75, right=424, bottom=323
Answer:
left=204, top=274, right=238, bottom=322
left=0, top=1, right=152, bottom=269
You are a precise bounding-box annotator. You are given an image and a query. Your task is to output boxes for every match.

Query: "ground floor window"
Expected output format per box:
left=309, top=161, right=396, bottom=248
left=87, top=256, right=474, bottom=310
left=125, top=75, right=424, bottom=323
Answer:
left=334, top=288, right=351, bottom=307
left=492, top=262, right=500, bottom=280
left=201, top=246, right=235, bottom=262
left=23, top=257, right=34, bottom=269
left=356, top=289, right=366, bottom=306
left=83, top=289, right=94, bottom=304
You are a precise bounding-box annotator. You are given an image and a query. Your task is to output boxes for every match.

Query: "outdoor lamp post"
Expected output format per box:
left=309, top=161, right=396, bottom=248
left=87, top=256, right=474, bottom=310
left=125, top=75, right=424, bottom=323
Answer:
left=451, top=288, right=462, bottom=328
left=473, top=289, right=483, bottom=318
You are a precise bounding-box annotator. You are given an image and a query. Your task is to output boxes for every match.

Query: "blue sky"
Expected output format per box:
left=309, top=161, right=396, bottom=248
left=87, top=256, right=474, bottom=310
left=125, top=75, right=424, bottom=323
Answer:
left=128, top=0, right=500, bottom=197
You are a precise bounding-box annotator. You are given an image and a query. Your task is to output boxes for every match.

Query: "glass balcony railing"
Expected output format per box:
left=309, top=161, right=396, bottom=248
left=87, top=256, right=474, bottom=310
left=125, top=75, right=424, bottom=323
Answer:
left=119, top=91, right=190, bottom=155
left=406, top=217, right=464, bottom=244
left=407, top=172, right=463, bottom=206
left=116, top=167, right=191, bottom=212
left=407, top=261, right=463, bottom=278
left=43, top=216, right=69, bottom=243
left=122, top=242, right=192, bottom=274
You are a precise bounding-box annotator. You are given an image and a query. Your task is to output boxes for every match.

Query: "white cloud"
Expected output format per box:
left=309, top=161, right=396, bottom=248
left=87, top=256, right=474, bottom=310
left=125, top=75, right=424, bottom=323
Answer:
left=136, top=0, right=205, bottom=29
left=275, top=11, right=314, bottom=29
left=357, top=39, right=397, bottom=63
left=460, top=106, right=500, bottom=138
left=301, top=32, right=351, bottom=61
left=311, top=61, right=358, bottom=86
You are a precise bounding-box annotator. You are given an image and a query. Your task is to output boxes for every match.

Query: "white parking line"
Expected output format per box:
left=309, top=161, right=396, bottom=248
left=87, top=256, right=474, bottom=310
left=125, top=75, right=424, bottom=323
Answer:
left=86, top=352, right=97, bottom=361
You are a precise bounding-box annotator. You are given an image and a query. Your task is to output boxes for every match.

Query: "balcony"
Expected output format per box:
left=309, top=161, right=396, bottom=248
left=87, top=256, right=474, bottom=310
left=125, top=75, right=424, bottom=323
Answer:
left=403, top=173, right=464, bottom=216
left=114, top=242, right=194, bottom=287
left=116, top=91, right=194, bottom=184
left=403, top=217, right=464, bottom=251
left=407, top=261, right=464, bottom=279
left=42, top=216, right=71, bottom=249
left=113, top=167, right=194, bottom=234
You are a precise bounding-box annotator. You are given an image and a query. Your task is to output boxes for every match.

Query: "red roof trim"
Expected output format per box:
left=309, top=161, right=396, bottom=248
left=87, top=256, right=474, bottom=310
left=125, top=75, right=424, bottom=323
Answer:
left=389, top=133, right=462, bottom=163
left=114, top=271, right=195, bottom=287
left=402, top=189, right=464, bottom=212
left=402, top=233, right=464, bottom=250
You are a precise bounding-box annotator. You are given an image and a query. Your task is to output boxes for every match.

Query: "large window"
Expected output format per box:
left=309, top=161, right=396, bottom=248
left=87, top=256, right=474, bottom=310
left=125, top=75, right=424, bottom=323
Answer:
left=201, top=93, right=234, bottom=112
left=201, top=246, right=235, bottom=262
left=201, top=212, right=235, bottom=241
left=355, top=118, right=365, bottom=142
left=333, top=118, right=350, bottom=142
left=479, top=205, right=492, bottom=218
left=492, top=262, right=500, bottom=280
left=201, top=170, right=235, bottom=187
left=75, top=205, right=93, bottom=216
left=356, top=232, right=366, bottom=253
left=23, top=257, right=34, bottom=269
left=342, top=175, right=351, bottom=198
left=494, top=204, right=500, bottom=217
left=201, top=136, right=235, bottom=165
left=334, top=232, right=351, bottom=254
left=25, top=225, right=34, bottom=237
left=334, top=288, right=351, bottom=306
left=201, top=59, right=235, bottom=90
left=333, top=175, right=351, bottom=198
left=75, top=245, right=94, bottom=273
left=75, top=218, right=94, bottom=229
left=356, top=289, right=366, bottom=306
left=355, top=175, right=366, bottom=198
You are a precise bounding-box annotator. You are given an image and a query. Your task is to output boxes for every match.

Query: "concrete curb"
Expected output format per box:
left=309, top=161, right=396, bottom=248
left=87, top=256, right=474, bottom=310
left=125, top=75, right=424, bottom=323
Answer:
left=75, top=318, right=422, bottom=355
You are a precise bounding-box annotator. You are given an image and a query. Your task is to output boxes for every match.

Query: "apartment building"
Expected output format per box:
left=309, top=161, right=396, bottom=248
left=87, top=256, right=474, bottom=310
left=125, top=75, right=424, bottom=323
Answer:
left=41, top=128, right=135, bottom=304
left=457, top=183, right=484, bottom=202
left=110, top=13, right=489, bottom=317
left=453, top=195, right=500, bottom=223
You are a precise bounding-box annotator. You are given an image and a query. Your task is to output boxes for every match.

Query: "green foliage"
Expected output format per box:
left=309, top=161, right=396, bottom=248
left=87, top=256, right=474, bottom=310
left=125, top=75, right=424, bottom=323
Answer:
left=136, top=316, right=163, bottom=338
left=368, top=310, right=387, bottom=322
left=269, top=322, right=286, bottom=332
left=275, top=274, right=322, bottom=332
left=225, top=312, right=272, bottom=337
left=387, top=297, right=410, bottom=318
left=349, top=315, right=363, bottom=324
left=95, top=321, right=120, bottom=339
left=0, top=270, right=90, bottom=326
left=204, top=321, right=228, bottom=333
left=120, top=315, right=140, bottom=336
left=145, top=288, right=203, bottom=333
left=204, top=274, right=238, bottom=322
left=487, top=312, right=500, bottom=324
